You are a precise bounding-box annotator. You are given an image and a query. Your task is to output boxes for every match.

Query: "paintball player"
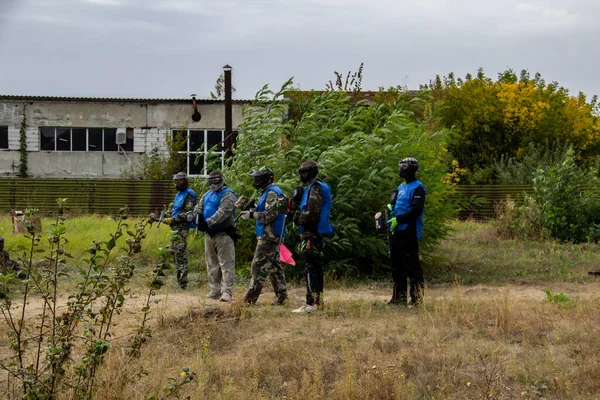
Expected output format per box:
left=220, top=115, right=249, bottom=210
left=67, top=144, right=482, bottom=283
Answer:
left=241, top=167, right=289, bottom=306
left=292, top=160, right=334, bottom=314
left=193, top=170, right=238, bottom=302
left=151, top=172, right=196, bottom=289
left=387, top=157, right=426, bottom=308
left=0, top=236, right=22, bottom=276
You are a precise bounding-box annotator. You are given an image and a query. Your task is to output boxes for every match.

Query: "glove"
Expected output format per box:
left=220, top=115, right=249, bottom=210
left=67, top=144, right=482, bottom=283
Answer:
left=240, top=211, right=254, bottom=220
left=162, top=217, right=172, bottom=226
left=386, top=204, right=393, bottom=212
left=387, top=217, right=398, bottom=232
left=197, top=221, right=209, bottom=232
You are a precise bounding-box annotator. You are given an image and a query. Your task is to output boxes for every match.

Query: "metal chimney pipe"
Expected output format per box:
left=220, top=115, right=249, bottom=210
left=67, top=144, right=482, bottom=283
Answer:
left=223, top=64, right=232, bottom=157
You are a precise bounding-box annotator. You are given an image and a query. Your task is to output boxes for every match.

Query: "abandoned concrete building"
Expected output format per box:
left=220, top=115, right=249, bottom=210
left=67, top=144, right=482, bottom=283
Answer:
left=0, top=95, right=249, bottom=178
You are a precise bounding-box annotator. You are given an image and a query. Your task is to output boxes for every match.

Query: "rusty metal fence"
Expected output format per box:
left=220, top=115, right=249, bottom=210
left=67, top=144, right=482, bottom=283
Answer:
left=0, top=179, right=545, bottom=218
left=0, top=179, right=176, bottom=216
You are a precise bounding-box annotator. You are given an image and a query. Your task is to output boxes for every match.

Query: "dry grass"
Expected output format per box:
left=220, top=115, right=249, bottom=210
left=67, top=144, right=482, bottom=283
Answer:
left=1, top=218, right=600, bottom=398
left=2, top=283, right=593, bottom=399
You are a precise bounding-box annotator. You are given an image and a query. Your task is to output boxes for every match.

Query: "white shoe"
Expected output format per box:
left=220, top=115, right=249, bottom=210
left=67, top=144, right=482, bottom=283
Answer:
left=220, top=293, right=232, bottom=302
left=292, top=304, right=315, bottom=314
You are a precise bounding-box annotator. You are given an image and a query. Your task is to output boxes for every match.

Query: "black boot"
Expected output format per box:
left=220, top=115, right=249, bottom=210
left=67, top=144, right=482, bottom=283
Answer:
left=409, top=282, right=424, bottom=308
left=388, top=283, right=407, bottom=305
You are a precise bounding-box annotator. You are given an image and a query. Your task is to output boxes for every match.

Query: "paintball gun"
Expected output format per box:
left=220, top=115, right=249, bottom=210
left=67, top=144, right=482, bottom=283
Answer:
left=234, top=196, right=256, bottom=222
left=286, top=185, right=304, bottom=218
left=375, top=189, right=398, bottom=257
left=156, top=207, right=167, bottom=228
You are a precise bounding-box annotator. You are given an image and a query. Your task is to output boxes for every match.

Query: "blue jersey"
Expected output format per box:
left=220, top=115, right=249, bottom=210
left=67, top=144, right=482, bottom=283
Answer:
left=393, top=180, right=425, bottom=239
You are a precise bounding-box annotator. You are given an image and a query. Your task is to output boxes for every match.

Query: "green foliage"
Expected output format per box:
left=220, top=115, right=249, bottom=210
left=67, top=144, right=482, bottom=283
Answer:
left=494, top=147, right=600, bottom=243
left=140, top=130, right=187, bottom=179
left=210, top=73, right=236, bottom=100
left=532, top=147, right=600, bottom=242
left=423, top=68, right=600, bottom=183
left=493, top=139, right=573, bottom=184
left=326, top=62, right=364, bottom=92
left=227, top=79, right=458, bottom=277
left=494, top=195, right=545, bottom=240
left=0, top=201, right=169, bottom=398
left=545, top=289, right=570, bottom=304
left=19, top=105, right=28, bottom=178
left=148, top=367, right=196, bottom=400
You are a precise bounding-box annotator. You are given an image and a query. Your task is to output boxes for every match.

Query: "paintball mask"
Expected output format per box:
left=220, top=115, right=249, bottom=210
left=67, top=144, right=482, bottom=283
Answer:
left=173, top=172, right=189, bottom=191
left=207, top=171, right=225, bottom=192
left=298, top=161, right=318, bottom=183
left=249, top=167, right=274, bottom=189
left=399, top=157, right=419, bottom=179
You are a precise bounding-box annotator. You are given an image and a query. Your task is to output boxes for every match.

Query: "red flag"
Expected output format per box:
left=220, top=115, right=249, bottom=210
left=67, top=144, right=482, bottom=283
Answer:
left=279, top=243, right=296, bottom=266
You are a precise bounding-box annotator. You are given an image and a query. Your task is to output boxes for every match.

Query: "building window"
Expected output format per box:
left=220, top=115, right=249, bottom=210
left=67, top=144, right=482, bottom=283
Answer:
left=39, top=127, right=134, bottom=152
left=0, top=126, right=8, bottom=149
left=173, top=129, right=225, bottom=176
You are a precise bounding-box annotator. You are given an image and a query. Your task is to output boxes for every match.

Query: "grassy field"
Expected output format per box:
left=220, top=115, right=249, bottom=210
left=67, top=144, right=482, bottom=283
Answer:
left=0, top=216, right=599, bottom=399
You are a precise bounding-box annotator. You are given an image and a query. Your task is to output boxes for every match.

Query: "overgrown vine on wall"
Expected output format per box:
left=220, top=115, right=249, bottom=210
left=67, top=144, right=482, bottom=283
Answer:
left=19, top=104, right=28, bottom=177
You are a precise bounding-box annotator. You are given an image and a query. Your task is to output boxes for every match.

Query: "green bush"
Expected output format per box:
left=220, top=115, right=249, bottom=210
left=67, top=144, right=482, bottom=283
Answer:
left=492, top=139, right=573, bottom=184
left=532, top=147, right=600, bottom=242
left=225, top=79, right=458, bottom=277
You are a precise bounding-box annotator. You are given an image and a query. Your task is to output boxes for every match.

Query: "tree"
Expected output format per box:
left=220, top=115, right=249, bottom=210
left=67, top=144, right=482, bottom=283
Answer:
left=423, top=68, right=600, bottom=183
left=210, top=73, right=237, bottom=100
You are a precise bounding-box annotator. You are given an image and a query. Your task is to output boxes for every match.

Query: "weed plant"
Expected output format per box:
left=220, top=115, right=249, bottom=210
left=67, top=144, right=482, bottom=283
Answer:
left=1, top=214, right=599, bottom=398
left=0, top=201, right=180, bottom=399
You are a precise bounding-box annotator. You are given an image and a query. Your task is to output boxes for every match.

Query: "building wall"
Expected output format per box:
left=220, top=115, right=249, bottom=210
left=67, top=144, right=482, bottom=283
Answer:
left=0, top=99, right=246, bottom=178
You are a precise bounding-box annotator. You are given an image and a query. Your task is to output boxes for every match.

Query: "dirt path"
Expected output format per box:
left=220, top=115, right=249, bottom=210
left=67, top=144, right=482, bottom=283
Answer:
left=5, top=281, right=599, bottom=326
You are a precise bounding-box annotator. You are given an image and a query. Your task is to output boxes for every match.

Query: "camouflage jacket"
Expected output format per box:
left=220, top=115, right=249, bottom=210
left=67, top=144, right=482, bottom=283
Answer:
left=169, top=192, right=195, bottom=231
left=293, top=180, right=322, bottom=240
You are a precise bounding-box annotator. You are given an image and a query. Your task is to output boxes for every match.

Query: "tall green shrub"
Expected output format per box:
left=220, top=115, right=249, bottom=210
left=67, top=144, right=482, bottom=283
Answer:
left=227, top=79, right=458, bottom=277
left=493, top=139, right=573, bottom=184
left=532, top=147, right=600, bottom=242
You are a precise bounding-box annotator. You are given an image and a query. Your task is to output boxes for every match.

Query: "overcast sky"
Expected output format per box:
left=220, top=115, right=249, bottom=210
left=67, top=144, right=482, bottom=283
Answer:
left=0, top=0, right=598, bottom=100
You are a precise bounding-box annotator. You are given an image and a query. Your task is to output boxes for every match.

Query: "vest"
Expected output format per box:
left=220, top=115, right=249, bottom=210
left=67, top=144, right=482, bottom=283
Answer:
left=299, top=180, right=334, bottom=235
left=393, top=180, right=425, bottom=239
left=255, top=185, right=286, bottom=238
left=172, top=187, right=197, bottom=228
left=202, top=187, right=238, bottom=233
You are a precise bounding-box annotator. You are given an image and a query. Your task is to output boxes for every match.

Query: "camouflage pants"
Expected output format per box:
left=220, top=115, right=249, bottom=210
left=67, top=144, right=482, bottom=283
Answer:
left=0, top=251, right=20, bottom=275
left=171, top=227, right=189, bottom=289
left=205, top=232, right=235, bottom=296
left=244, top=240, right=288, bottom=304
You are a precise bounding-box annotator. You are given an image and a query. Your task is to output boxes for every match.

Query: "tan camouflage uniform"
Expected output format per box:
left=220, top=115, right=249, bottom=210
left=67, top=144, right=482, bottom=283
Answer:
left=195, top=189, right=238, bottom=297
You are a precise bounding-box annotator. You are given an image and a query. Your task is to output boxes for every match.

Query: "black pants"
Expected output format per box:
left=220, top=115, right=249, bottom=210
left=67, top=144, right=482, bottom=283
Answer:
left=301, top=235, right=324, bottom=306
left=389, top=226, right=424, bottom=305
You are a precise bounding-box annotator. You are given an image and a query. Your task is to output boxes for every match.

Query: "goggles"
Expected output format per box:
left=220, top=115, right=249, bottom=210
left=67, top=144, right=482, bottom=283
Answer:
left=207, top=177, right=223, bottom=185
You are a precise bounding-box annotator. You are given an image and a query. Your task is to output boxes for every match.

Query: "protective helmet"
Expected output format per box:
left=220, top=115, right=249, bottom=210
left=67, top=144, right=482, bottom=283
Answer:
left=207, top=170, right=225, bottom=192
left=173, top=171, right=189, bottom=190
left=249, top=166, right=274, bottom=189
left=399, top=157, right=419, bottom=178
left=298, top=160, right=319, bottom=183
